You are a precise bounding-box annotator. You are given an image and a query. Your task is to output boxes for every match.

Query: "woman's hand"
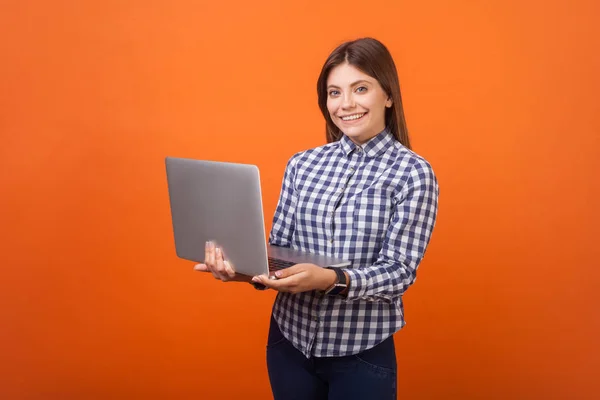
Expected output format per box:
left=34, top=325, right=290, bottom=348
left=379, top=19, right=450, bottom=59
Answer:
left=193, top=241, right=252, bottom=283
left=251, top=264, right=337, bottom=294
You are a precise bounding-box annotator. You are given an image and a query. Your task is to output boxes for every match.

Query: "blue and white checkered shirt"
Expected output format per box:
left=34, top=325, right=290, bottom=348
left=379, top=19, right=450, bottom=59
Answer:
left=268, top=129, right=439, bottom=358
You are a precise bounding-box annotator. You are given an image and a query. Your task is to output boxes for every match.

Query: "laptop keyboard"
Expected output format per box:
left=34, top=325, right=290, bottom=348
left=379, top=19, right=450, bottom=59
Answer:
left=268, top=257, right=295, bottom=271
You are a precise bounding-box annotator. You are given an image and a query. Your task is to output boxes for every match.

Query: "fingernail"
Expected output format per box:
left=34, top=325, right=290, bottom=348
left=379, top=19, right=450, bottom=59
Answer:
left=275, top=270, right=282, bottom=277
left=215, top=247, right=221, bottom=254
left=252, top=276, right=260, bottom=283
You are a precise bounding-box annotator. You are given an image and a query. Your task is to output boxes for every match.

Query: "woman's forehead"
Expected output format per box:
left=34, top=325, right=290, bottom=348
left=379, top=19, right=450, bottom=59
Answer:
left=327, top=63, right=374, bottom=86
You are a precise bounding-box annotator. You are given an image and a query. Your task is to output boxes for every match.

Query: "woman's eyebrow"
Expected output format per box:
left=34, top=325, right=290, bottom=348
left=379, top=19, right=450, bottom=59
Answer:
left=327, top=80, right=371, bottom=89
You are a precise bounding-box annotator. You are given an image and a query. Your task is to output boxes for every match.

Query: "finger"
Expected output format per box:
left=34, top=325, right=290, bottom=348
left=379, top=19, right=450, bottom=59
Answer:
left=218, top=247, right=236, bottom=278
left=204, top=241, right=210, bottom=262
left=194, top=263, right=209, bottom=272
left=206, top=241, right=216, bottom=267
left=205, top=241, right=219, bottom=279
left=214, top=247, right=230, bottom=281
left=252, top=274, right=274, bottom=289
left=253, top=274, right=296, bottom=292
left=224, top=260, right=236, bottom=278
left=272, top=264, right=304, bottom=279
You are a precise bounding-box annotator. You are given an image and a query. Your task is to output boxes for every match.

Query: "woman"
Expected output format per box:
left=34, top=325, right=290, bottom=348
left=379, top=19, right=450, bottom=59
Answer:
left=196, top=37, right=439, bottom=400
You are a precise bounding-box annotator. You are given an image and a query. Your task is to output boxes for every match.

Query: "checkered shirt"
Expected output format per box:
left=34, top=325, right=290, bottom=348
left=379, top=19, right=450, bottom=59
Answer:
left=268, top=129, right=439, bottom=358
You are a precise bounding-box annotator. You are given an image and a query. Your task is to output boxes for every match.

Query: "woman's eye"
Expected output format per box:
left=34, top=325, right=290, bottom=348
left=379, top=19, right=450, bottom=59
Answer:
left=329, top=90, right=340, bottom=97
left=356, top=86, right=367, bottom=93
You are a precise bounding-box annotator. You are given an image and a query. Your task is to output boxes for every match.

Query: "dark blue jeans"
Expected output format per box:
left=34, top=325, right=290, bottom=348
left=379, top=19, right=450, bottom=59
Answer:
left=266, top=316, right=397, bottom=400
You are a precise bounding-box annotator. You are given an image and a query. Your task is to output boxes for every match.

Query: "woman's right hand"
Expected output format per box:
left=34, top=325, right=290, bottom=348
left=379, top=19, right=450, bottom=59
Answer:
left=193, top=241, right=252, bottom=283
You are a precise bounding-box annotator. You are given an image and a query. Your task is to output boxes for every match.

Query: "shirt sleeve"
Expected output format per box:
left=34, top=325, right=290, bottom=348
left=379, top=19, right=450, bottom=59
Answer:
left=344, top=158, right=439, bottom=301
left=268, top=155, right=299, bottom=248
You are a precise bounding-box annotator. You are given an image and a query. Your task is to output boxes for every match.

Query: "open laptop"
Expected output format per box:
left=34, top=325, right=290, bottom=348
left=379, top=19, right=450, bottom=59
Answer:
left=164, top=157, right=351, bottom=277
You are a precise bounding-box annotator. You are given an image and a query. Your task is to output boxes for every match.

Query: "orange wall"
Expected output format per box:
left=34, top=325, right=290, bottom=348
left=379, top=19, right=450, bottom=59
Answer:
left=1, top=1, right=598, bottom=399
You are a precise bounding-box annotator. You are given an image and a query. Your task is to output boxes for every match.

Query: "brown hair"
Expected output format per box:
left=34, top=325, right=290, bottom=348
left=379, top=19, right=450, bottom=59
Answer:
left=316, top=37, right=411, bottom=149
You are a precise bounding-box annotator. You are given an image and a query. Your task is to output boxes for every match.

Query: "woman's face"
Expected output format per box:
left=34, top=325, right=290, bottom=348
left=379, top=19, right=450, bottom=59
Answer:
left=326, top=62, right=392, bottom=145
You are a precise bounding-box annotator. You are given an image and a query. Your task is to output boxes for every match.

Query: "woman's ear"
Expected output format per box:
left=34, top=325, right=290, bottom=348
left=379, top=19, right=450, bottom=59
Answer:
left=386, top=97, right=393, bottom=108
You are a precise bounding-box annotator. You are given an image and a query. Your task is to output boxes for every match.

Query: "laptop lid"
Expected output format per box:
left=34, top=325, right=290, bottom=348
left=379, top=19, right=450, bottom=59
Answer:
left=165, top=157, right=270, bottom=276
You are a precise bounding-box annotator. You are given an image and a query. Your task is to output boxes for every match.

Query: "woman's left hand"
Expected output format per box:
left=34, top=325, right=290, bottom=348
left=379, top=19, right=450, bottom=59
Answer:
left=252, top=264, right=337, bottom=294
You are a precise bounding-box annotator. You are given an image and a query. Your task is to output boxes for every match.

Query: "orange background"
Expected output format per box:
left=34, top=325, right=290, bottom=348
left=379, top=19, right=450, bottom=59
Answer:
left=1, top=0, right=599, bottom=399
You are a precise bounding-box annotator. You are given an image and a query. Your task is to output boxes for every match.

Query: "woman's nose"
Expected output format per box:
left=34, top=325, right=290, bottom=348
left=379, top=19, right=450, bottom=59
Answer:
left=342, top=93, right=355, bottom=109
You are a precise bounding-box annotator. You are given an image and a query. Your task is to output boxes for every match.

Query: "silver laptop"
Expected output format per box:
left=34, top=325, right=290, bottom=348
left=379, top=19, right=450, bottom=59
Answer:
left=165, top=157, right=351, bottom=277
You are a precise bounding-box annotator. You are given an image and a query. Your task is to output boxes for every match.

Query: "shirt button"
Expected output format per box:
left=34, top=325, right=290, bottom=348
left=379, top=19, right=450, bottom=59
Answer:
left=330, top=238, right=334, bottom=243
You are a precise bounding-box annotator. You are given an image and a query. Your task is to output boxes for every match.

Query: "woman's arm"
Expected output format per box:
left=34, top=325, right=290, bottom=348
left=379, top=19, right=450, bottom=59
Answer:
left=344, top=159, right=440, bottom=301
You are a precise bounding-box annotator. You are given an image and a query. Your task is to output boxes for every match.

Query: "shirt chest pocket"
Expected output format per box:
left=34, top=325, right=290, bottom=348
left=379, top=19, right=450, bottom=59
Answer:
left=353, top=192, right=394, bottom=236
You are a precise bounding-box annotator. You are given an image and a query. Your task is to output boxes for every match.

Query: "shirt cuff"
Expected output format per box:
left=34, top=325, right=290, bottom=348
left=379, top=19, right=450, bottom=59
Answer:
left=344, top=268, right=368, bottom=300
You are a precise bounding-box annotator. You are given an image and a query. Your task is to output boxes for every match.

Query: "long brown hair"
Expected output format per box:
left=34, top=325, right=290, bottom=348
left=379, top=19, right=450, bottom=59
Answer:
left=316, top=38, right=411, bottom=149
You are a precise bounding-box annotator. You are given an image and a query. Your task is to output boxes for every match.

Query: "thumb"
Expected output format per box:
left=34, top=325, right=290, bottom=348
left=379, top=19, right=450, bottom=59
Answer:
left=273, top=264, right=304, bottom=279
left=194, top=263, right=209, bottom=272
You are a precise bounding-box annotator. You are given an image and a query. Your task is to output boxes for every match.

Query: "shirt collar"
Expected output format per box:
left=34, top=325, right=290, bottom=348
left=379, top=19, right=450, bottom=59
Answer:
left=339, top=129, right=395, bottom=159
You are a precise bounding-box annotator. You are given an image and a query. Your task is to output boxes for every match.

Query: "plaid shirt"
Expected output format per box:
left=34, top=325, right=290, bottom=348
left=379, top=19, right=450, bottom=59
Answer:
left=268, top=129, right=439, bottom=358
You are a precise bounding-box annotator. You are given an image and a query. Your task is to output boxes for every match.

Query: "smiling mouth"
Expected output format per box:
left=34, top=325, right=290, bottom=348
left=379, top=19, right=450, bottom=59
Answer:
left=340, top=112, right=367, bottom=121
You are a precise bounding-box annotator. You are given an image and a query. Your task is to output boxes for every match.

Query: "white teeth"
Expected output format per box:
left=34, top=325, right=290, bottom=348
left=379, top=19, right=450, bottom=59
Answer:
left=341, top=113, right=365, bottom=121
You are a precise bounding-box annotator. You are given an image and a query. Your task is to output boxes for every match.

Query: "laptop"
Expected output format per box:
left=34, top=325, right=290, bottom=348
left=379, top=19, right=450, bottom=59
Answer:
left=164, top=157, right=351, bottom=277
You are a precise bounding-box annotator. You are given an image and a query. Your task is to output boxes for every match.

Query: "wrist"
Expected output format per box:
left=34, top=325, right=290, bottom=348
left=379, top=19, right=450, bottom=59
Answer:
left=322, top=267, right=349, bottom=296
left=320, top=268, right=338, bottom=291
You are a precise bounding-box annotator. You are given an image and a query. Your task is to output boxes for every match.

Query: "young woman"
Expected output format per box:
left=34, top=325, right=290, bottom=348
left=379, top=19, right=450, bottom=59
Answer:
left=196, top=37, right=439, bottom=400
